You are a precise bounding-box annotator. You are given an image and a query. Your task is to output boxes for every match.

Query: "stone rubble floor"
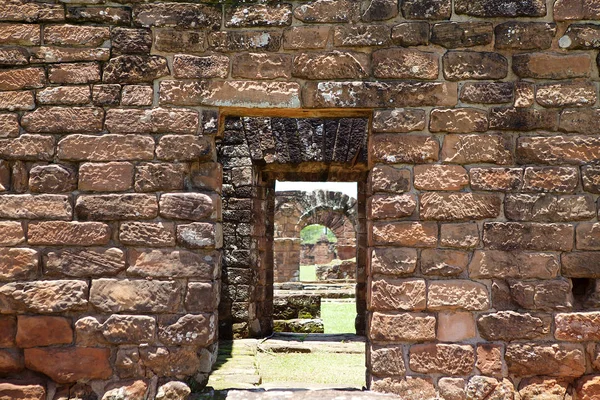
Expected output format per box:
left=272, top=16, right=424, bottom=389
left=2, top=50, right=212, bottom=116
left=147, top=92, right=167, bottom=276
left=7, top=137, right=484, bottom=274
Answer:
left=201, top=335, right=394, bottom=399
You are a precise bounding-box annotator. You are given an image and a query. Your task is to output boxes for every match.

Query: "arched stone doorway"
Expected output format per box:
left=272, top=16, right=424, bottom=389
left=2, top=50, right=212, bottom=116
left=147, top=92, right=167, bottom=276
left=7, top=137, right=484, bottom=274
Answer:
left=273, top=189, right=357, bottom=283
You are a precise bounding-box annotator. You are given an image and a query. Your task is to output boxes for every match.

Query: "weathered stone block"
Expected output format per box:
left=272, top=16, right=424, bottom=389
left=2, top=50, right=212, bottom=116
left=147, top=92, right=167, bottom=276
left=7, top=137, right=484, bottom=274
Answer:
left=0, top=248, right=37, bottom=281
left=371, top=221, right=437, bottom=247
left=518, top=377, right=570, bottom=400
left=173, top=54, right=229, bottom=79
left=513, top=53, right=591, bottom=79
left=79, top=162, right=133, bottom=192
left=49, top=62, right=101, bottom=84
left=233, top=53, right=291, bottom=79
left=372, top=109, right=425, bottom=133
left=29, top=164, right=76, bottom=193
left=90, top=279, right=182, bottom=313
left=421, top=249, right=469, bottom=276
left=441, top=134, right=513, bottom=164
left=514, top=186, right=594, bottom=215
left=134, top=163, right=187, bottom=192
left=371, top=377, right=436, bottom=400
left=410, top=344, right=475, bottom=376
left=372, top=48, right=438, bottom=80
left=36, top=86, right=90, bottom=106
left=0, top=280, right=88, bottom=313
left=0, top=23, right=41, bottom=45
left=0, top=67, right=45, bottom=90
left=133, top=2, right=221, bottom=29
left=25, top=347, right=111, bottom=383
left=119, top=222, right=175, bottom=247
left=562, top=252, right=600, bottom=278
left=21, top=106, right=103, bottom=133
left=469, top=250, right=559, bottom=279
left=121, top=85, right=153, bottom=106
left=508, top=279, right=573, bottom=311
left=443, top=51, right=508, bottom=81
left=225, top=4, right=291, bottom=27
left=293, top=51, right=368, bottom=79
left=477, top=311, right=551, bottom=341
left=370, top=247, right=417, bottom=276
left=495, top=22, right=556, bottom=50
left=44, top=24, right=109, bottom=46
left=16, top=315, right=72, bottom=348
left=536, top=82, right=597, bottom=108
left=372, top=134, right=439, bottom=164
left=368, top=194, right=416, bottom=219
left=0, top=221, right=24, bottom=246
left=427, top=280, right=489, bottom=311
left=440, top=223, right=479, bottom=249
left=460, top=82, right=513, bottom=104
left=186, top=282, right=219, bottom=313
left=0, top=194, right=71, bottom=219
left=483, top=222, right=574, bottom=251
left=283, top=26, right=329, bottom=49
left=158, top=314, right=216, bottom=346
left=159, top=193, right=219, bottom=221
left=28, top=221, right=110, bottom=246
left=76, top=194, right=158, bottom=220
left=127, top=248, right=219, bottom=279
left=0, top=383, right=44, bottom=400
left=438, top=312, right=475, bottom=342
left=577, top=223, right=600, bottom=250
left=391, top=22, right=429, bottom=46
left=518, top=136, right=600, bottom=165
left=455, top=0, right=546, bottom=16
left=369, top=312, right=436, bottom=342
left=420, top=192, right=501, bottom=221
left=138, top=346, right=202, bottom=377
left=506, top=343, right=585, bottom=377
left=555, top=312, right=600, bottom=341
left=177, top=223, right=219, bottom=249
left=370, top=345, right=405, bottom=377
left=58, top=134, right=155, bottom=161
left=294, top=0, right=360, bottom=23
left=103, top=55, right=169, bottom=84
left=370, top=278, right=426, bottom=311
left=156, top=135, right=211, bottom=162
left=305, top=81, right=457, bottom=108
left=0, top=90, right=35, bottom=111
left=402, top=0, right=451, bottom=19
left=430, top=108, right=488, bottom=133
left=45, top=247, right=125, bottom=278
left=470, top=168, right=523, bottom=192
left=112, top=27, right=151, bottom=55
left=414, top=165, right=468, bottom=191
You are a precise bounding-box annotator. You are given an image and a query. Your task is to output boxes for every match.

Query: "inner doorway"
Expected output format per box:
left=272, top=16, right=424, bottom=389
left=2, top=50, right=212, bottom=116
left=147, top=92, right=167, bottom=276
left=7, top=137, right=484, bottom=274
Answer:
left=211, top=113, right=370, bottom=391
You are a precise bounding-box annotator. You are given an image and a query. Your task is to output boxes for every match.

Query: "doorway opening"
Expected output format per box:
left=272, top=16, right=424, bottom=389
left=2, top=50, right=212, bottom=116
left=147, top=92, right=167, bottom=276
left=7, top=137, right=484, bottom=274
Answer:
left=211, top=113, right=370, bottom=391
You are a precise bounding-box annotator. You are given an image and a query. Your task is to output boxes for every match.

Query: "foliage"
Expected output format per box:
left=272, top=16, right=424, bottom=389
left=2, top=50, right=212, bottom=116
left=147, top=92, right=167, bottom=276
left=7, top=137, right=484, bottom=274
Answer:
left=300, top=224, right=337, bottom=245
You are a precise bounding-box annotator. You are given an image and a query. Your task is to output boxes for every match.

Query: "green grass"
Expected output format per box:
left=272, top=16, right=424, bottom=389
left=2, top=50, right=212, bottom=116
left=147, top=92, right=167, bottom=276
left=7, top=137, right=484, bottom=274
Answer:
left=321, top=301, right=356, bottom=334
left=300, top=224, right=337, bottom=245
left=299, top=265, right=317, bottom=282
left=257, top=351, right=365, bottom=387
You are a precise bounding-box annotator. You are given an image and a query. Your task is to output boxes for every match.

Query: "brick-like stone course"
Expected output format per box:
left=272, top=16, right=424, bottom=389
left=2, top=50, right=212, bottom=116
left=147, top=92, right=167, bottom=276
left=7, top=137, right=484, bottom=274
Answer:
left=1, top=0, right=599, bottom=398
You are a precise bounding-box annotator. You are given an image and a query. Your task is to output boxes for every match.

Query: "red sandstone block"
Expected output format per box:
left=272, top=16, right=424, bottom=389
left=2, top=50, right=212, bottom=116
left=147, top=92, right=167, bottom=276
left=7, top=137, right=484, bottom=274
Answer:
left=16, top=315, right=72, bottom=348
left=28, top=221, right=110, bottom=246
left=25, top=347, right=111, bottom=384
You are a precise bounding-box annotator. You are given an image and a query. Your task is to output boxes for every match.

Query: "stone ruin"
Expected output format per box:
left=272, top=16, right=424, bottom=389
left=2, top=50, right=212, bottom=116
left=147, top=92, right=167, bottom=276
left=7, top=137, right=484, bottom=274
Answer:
left=273, top=189, right=357, bottom=282
left=2, top=0, right=600, bottom=398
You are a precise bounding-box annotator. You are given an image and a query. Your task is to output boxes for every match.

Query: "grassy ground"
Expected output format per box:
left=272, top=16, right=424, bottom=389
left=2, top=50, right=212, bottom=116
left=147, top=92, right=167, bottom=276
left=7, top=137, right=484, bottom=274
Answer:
left=257, top=351, right=365, bottom=388
left=299, top=265, right=317, bottom=281
left=321, top=301, right=356, bottom=334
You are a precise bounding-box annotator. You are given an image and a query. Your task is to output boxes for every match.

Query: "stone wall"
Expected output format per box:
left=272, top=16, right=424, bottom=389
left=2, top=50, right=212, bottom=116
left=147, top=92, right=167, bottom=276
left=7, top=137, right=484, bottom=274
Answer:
left=2, top=0, right=600, bottom=398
